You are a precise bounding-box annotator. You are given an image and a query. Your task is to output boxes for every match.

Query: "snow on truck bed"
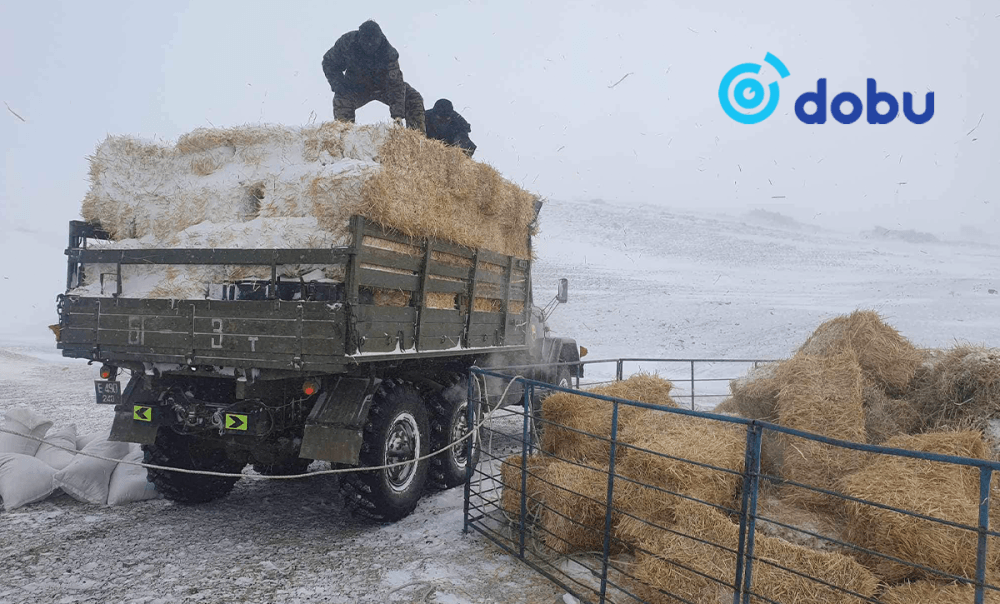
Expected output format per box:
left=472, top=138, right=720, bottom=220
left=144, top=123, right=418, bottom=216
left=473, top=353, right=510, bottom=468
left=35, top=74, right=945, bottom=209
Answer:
left=74, top=122, right=538, bottom=300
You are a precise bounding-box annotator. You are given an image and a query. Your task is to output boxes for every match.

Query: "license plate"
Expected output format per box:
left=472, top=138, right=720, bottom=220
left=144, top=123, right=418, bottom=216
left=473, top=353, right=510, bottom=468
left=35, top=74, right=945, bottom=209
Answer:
left=95, top=380, right=122, bottom=405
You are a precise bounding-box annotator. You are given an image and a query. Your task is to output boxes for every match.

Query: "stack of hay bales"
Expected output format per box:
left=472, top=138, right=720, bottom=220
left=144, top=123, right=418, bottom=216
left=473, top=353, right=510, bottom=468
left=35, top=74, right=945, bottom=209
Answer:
left=628, top=501, right=879, bottom=604
left=840, top=430, right=1000, bottom=584
left=76, top=122, right=538, bottom=305
left=713, top=309, right=1000, bottom=596
left=880, top=581, right=1000, bottom=604
left=539, top=373, right=677, bottom=466
left=614, top=414, right=746, bottom=539
left=908, top=345, right=1000, bottom=432
left=773, top=349, right=867, bottom=511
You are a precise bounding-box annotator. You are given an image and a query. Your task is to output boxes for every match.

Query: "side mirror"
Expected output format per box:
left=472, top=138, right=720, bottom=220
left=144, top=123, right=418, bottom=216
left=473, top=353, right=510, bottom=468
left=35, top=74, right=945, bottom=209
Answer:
left=557, top=278, right=568, bottom=304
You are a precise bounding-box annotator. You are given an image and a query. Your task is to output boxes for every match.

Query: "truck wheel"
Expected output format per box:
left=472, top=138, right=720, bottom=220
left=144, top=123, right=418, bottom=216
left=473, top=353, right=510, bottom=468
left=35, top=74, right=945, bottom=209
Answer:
left=252, top=457, right=312, bottom=476
left=430, top=375, right=482, bottom=489
left=342, top=380, right=430, bottom=521
left=142, top=430, right=246, bottom=504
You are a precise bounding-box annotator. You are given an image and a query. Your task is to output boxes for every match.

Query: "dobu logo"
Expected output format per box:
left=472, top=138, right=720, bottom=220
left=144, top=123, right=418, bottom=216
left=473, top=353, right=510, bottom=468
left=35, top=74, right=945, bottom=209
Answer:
left=795, top=79, right=934, bottom=124
left=718, top=52, right=791, bottom=124
left=719, top=54, right=936, bottom=125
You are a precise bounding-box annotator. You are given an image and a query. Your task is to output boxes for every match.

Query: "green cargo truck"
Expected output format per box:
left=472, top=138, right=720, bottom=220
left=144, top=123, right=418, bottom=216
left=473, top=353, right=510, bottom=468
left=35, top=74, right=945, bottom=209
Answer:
left=56, top=214, right=581, bottom=520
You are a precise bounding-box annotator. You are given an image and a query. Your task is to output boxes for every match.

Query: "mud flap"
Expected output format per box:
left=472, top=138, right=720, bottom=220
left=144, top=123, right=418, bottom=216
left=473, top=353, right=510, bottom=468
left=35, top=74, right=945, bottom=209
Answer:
left=299, top=377, right=381, bottom=465
left=110, top=405, right=160, bottom=444
left=110, top=373, right=161, bottom=444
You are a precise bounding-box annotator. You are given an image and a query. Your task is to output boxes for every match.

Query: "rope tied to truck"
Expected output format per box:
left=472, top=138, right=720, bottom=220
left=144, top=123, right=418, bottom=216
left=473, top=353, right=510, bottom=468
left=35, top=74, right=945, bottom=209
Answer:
left=0, top=374, right=526, bottom=481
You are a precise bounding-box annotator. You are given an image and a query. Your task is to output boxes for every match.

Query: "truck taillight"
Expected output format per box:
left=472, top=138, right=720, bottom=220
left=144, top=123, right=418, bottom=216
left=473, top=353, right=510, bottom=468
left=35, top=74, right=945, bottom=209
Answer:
left=99, top=365, right=116, bottom=380
left=303, top=380, right=319, bottom=396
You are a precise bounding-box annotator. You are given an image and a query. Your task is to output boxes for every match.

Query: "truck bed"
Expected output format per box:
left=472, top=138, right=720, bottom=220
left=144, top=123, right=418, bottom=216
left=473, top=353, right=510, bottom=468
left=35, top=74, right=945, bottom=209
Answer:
left=57, top=216, right=530, bottom=373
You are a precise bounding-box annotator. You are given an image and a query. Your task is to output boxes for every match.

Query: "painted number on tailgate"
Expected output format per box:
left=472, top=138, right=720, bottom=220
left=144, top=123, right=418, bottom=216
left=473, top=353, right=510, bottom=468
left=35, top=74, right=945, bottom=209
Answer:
left=128, top=316, right=145, bottom=345
left=211, top=318, right=224, bottom=349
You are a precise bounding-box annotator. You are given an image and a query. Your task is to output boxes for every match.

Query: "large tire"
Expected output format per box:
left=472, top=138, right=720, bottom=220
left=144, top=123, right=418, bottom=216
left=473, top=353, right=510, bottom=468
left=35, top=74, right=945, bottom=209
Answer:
left=341, top=380, right=430, bottom=521
left=429, top=375, right=482, bottom=489
left=142, top=429, right=247, bottom=504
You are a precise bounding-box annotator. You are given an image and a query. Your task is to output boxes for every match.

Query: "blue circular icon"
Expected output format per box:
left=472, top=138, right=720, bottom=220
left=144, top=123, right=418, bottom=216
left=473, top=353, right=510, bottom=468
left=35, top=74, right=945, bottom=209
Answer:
left=719, top=53, right=790, bottom=124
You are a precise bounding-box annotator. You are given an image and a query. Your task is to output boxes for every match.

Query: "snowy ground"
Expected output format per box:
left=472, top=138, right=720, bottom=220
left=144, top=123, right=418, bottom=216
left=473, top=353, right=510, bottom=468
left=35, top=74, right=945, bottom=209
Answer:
left=3, top=198, right=1000, bottom=603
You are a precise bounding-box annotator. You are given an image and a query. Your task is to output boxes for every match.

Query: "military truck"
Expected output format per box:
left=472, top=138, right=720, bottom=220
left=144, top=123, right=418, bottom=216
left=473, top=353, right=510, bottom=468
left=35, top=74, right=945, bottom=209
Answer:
left=56, top=214, right=581, bottom=520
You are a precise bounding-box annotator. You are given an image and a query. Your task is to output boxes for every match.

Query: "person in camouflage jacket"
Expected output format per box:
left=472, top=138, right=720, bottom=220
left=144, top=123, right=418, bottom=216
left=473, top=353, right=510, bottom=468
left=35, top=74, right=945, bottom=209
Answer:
left=424, top=99, right=476, bottom=157
left=322, top=20, right=425, bottom=133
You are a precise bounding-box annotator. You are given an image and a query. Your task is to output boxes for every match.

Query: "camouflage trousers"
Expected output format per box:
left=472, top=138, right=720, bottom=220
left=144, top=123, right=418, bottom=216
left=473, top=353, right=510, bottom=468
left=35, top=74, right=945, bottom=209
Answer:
left=333, top=82, right=426, bottom=133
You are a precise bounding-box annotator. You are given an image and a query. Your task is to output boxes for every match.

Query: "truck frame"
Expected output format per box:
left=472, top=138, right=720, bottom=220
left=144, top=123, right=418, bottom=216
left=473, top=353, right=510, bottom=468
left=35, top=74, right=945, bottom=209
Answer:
left=56, top=215, right=581, bottom=520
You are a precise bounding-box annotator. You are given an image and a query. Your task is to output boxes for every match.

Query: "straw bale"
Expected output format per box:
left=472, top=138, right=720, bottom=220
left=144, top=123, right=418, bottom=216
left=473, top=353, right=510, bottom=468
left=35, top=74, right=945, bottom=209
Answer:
left=908, top=345, right=1000, bottom=431
left=880, top=581, right=1000, bottom=604
left=498, top=454, right=553, bottom=519
left=615, top=415, right=746, bottom=543
left=175, top=125, right=296, bottom=155
left=775, top=351, right=867, bottom=511
left=863, top=383, right=921, bottom=445
left=509, top=300, right=525, bottom=315
left=630, top=501, right=879, bottom=604
left=301, top=121, right=350, bottom=162
left=355, top=127, right=536, bottom=259
left=426, top=292, right=456, bottom=310
left=539, top=374, right=676, bottom=465
left=536, top=461, right=624, bottom=555
left=431, top=250, right=473, bottom=268
left=362, top=235, right=422, bottom=257
left=474, top=298, right=505, bottom=313
left=729, top=362, right=783, bottom=421
left=840, top=430, right=1000, bottom=583
left=362, top=287, right=410, bottom=307
left=713, top=397, right=739, bottom=415
left=796, top=310, right=922, bottom=393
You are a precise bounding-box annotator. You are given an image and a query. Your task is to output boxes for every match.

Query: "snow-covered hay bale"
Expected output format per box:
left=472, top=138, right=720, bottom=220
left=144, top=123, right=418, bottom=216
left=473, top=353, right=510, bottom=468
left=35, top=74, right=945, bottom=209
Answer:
left=755, top=494, right=847, bottom=552
left=774, top=350, right=866, bottom=511
left=880, top=581, right=1000, bottom=604
left=629, top=501, right=879, bottom=604
left=908, top=345, right=1000, bottom=431
left=615, top=415, right=746, bottom=541
left=539, top=373, right=676, bottom=465
left=725, top=362, right=786, bottom=478
left=727, top=362, right=782, bottom=421
left=863, top=382, right=921, bottom=444
left=498, top=454, right=553, bottom=519
left=78, top=122, right=537, bottom=300
left=796, top=310, right=922, bottom=394
left=840, top=430, right=1000, bottom=583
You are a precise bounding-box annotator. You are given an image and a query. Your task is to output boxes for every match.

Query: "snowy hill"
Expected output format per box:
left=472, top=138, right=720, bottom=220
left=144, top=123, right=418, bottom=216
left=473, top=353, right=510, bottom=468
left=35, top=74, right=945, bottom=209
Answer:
left=532, top=198, right=1000, bottom=363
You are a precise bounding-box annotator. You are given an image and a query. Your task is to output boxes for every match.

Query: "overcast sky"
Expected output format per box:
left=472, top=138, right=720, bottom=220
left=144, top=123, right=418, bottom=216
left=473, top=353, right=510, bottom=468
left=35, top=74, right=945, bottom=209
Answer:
left=1, top=0, right=997, bottom=343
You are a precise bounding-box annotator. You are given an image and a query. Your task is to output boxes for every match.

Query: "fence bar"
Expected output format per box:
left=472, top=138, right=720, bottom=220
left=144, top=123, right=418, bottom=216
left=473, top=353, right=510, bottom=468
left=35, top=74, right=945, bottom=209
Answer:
left=519, top=379, right=531, bottom=559
left=740, top=423, right=763, bottom=604
left=616, top=360, right=624, bottom=382
left=690, top=360, right=696, bottom=410
left=976, top=467, right=993, bottom=604
left=598, top=400, right=621, bottom=603
left=463, top=371, right=476, bottom=534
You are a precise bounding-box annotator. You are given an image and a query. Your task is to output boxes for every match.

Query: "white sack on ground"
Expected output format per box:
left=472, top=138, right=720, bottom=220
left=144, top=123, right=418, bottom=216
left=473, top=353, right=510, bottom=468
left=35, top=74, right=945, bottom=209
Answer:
left=0, top=406, right=53, bottom=456
left=75, top=430, right=107, bottom=451
left=54, top=437, right=131, bottom=504
left=0, top=453, right=57, bottom=511
left=35, top=423, right=78, bottom=471
left=107, top=447, right=161, bottom=506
